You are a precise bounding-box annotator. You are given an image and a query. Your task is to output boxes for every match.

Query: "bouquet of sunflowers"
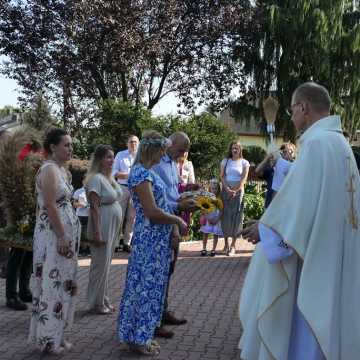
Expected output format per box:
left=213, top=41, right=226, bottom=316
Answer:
left=180, top=190, right=223, bottom=214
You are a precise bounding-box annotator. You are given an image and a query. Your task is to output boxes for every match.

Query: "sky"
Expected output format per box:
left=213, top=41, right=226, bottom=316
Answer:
left=0, top=73, right=183, bottom=116
left=0, top=76, right=19, bottom=108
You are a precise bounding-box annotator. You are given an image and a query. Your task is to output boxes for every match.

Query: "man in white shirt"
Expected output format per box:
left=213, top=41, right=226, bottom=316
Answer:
left=73, top=186, right=89, bottom=219
left=112, top=135, right=139, bottom=252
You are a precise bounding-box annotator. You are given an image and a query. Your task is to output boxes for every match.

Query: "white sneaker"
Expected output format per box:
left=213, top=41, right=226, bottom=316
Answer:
left=229, top=247, right=236, bottom=256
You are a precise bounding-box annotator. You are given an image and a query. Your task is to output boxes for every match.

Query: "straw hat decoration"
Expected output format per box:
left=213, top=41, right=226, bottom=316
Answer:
left=262, top=96, right=279, bottom=126
left=262, top=96, right=280, bottom=154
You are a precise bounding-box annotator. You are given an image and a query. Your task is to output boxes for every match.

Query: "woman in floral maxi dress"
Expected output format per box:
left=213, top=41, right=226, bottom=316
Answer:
left=117, top=131, right=187, bottom=356
left=28, top=128, right=80, bottom=355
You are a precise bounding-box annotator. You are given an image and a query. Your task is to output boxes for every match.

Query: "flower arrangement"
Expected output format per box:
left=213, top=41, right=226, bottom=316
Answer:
left=180, top=190, right=223, bottom=214
left=197, top=196, right=223, bottom=215
left=0, top=127, right=43, bottom=250
left=197, top=196, right=216, bottom=213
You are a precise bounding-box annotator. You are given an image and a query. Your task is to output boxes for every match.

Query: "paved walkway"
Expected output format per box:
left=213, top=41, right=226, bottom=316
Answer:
left=0, top=239, right=254, bottom=360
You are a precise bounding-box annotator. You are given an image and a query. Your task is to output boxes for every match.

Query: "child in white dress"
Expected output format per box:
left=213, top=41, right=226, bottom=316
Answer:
left=200, top=179, right=223, bottom=257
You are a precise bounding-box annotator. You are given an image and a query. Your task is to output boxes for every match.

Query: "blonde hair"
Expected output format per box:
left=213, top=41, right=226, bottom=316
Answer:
left=133, top=130, right=168, bottom=166
left=84, top=144, right=116, bottom=186
left=280, top=142, right=296, bottom=152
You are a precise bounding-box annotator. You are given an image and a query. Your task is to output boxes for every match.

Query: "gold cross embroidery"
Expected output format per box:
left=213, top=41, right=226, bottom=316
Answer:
left=347, top=156, right=358, bottom=230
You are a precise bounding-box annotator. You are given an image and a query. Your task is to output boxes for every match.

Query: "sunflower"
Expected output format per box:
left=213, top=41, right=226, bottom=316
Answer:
left=19, top=222, right=30, bottom=234
left=196, top=196, right=216, bottom=213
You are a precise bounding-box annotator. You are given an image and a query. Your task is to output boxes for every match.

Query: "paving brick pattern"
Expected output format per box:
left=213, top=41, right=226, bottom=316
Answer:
left=0, top=239, right=254, bottom=360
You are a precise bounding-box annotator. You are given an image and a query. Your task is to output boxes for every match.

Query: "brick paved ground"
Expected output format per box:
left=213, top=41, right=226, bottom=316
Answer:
left=0, top=239, right=254, bottom=360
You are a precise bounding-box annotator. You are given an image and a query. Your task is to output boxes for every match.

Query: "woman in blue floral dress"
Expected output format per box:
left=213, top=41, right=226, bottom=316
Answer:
left=117, top=131, right=187, bottom=356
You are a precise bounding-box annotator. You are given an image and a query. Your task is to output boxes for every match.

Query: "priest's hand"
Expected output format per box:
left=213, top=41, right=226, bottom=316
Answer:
left=240, top=220, right=260, bottom=244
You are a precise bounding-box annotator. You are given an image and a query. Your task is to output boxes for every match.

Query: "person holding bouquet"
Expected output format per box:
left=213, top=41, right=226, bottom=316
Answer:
left=199, top=179, right=223, bottom=257
left=177, top=153, right=199, bottom=235
left=117, top=131, right=187, bottom=356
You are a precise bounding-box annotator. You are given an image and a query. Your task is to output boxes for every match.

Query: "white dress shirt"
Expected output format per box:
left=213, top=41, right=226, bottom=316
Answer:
left=112, top=149, right=136, bottom=185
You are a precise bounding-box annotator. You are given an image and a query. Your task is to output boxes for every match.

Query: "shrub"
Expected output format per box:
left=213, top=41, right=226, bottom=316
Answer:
left=68, top=159, right=89, bottom=190
left=244, top=182, right=265, bottom=221
left=77, top=101, right=237, bottom=181
left=243, top=145, right=267, bottom=165
left=188, top=210, right=202, bottom=241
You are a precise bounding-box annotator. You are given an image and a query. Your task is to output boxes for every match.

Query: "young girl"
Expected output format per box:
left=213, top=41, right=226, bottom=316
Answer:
left=200, top=179, right=223, bottom=257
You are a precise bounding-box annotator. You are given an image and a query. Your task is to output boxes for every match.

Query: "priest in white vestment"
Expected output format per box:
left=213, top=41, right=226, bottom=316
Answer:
left=239, top=82, right=360, bottom=360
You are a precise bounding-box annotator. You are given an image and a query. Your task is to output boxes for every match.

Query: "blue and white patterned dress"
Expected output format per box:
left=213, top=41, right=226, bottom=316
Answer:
left=117, top=164, right=172, bottom=345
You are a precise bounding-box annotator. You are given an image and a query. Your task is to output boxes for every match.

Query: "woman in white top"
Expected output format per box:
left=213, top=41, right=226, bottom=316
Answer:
left=220, top=141, right=250, bottom=255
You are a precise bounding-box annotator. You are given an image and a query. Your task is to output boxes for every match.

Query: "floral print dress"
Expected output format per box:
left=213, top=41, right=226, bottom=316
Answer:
left=28, top=161, right=80, bottom=352
left=117, top=164, right=172, bottom=346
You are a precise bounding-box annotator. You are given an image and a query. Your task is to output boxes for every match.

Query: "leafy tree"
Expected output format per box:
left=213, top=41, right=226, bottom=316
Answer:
left=79, top=100, right=236, bottom=179
left=179, top=113, right=237, bottom=179
left=243, top=145, right=267, bottom=165
left=0, top=105, right=20, bottom=118
left=22, top=93, right=55, bottom=131
left=0, top=0, right=257, bottom=125
left=92, top=99, right=152, bottom=153
left=137, top=112, right=237, bottom=180
left=232, top=1, right=360, bottom=140
left=138, top=112, right=237, bottom=179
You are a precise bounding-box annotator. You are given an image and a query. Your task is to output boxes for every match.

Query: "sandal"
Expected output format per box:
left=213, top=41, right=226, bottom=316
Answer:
left=43, top=346, right=65, bottom=355
left=89, top=305, right=111, bottom=315
left=106, top=304, right=115, bottom=312
left=61, top=340, right=73, bottom=351
left=150, top=340, right=160, bottom=350
left=129, top=342, right=160, bottom=356
left=104, top=300, right=115, bottom=312
left=201, top=249, right=207, bottom=256
left=210, top=250, right=216, bottom=257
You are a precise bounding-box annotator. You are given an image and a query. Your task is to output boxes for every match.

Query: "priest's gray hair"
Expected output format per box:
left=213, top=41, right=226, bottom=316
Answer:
left=293, top=82, right=331, bottom=113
